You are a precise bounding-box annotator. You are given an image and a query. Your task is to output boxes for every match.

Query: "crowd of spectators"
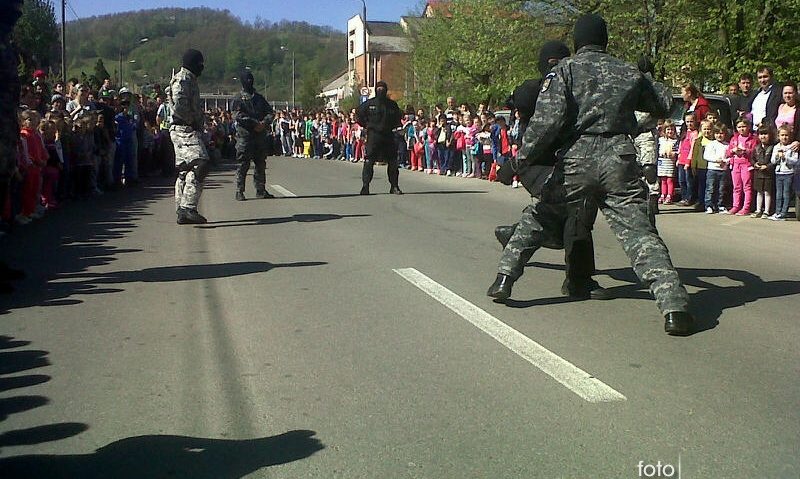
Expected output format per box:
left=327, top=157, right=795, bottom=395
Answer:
left=4, top=64, right=798, bottom=242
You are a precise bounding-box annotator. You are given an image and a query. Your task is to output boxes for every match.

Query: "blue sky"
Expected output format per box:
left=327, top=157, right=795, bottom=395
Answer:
left=66, top=0, right=425, bottom=31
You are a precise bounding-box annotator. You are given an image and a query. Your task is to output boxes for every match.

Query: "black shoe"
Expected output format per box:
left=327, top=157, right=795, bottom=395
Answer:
left=389, top=186, right=403, bottom=195
left=494, top=225, right=516, bottom=248
left=360, top=185, right=370, bottom=195
left=235, top=191, right=246, bottom=201
left=487, top=274, right=514, bottom=300
left=177, top=208, right=207, bottom=225
left=255, top=190, right=274, bottom=199
left=561, top=279, right=611, bottom=300
left=664, top=311, right=694, bottom=336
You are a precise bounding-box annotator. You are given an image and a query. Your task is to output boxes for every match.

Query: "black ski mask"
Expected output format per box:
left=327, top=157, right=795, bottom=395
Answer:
left=240, top=70, right=255, bottom=93
left=538, top=40, right=570, bottom=77
left=375, top=81, right=388, bottom=99
left=1, top=0, right=24, bottom=34
left=182, top=49, right=205, bottom=77
left=573, top=13, right=608, bottom=52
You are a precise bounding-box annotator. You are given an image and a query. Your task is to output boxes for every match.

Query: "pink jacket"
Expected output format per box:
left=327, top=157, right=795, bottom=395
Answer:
left=677, top=129, right=698, bottom=166
left=725, top=133, right=758, bottom=165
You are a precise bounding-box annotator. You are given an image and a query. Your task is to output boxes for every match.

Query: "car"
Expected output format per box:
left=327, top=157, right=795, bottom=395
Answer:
left=669, top=93, right=734, bottom=129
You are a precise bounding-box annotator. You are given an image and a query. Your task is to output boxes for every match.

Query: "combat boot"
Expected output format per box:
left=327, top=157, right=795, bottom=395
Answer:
left=561, top=278, right=611, bottom=300
left=494, top=224, right=516, bottom=248
left=664, top=311, right=695, bottom=336
left=487, top=274, right=515, bottom=301
left=177, top=208, right=207, bottom=225
left=235, top=191, right=246, bottom=201
left=360, top=184, right=370, bottom=195
left=255, top=190, right=274, bottom=199
left=389, top=185, right=403, bottom=195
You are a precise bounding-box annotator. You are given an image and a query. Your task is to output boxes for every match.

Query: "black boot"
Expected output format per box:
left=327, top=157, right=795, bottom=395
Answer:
left=494, top=224, right=516, bottom=248
left=389, top=185, right=403, bottom=195
left=177, top=208, right=207, bottom=225
left=235, top=191, right=246, bottom=201
left=561, top=278, right=611, bottom=300
left=255, top=189, right=274, bottom=199
left=664, top=311, right=695, bottom=336
left=487, top=274, right=515, bottom=300
left=360, top=184, right=370, bottom=195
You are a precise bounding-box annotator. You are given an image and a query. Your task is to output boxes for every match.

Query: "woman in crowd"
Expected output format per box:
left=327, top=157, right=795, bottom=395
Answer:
left=682, top=83, right=710, bottom=133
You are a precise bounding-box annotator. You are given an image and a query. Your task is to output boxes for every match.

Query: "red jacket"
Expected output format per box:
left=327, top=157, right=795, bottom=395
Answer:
left=686, top=95, right=710, bottom=124
left=20, top=127, right=47, bottom=169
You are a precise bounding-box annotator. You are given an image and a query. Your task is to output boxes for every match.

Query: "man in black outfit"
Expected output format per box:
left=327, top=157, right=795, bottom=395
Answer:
left=233, top=70, right=275, bottom=201
left=356, top=81, right=403, bottom=195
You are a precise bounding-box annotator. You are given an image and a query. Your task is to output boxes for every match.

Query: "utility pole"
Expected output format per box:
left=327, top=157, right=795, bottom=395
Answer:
left=61, top=0, right=66, bottom=83
left=361, top=0, right=368, bottom=89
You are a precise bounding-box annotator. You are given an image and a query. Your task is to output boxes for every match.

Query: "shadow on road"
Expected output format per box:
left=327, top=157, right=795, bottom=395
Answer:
left=198, top=213, right=370, bottom=229
left=275, top=190, right=489, bottom=199
left=505, top=262, right=800, bottom=333
left=0, top=429, right=324, bottom=479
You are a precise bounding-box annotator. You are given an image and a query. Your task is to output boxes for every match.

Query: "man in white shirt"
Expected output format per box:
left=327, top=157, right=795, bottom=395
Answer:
left=748, top=66, right=781, bottom=130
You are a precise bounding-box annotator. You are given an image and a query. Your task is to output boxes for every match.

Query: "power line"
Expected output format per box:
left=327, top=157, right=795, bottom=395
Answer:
left=65, top=0, right=81, bottom=22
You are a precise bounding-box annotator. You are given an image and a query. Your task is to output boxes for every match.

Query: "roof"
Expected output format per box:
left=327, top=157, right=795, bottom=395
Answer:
left=321, top=70, right=349, bottom=93
left=366, top=21, right=404, bottom=37
left=370, top=36, right=411, bottom=53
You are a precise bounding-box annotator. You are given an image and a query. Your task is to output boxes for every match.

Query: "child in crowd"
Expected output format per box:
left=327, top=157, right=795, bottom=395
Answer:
left=322, top=137, right=334, bottom=159
left=18, top=110, right=46, bottom=223
left=691, top=120, right=714, bottom=211
left=676, top=113, right=698, bottom=205
left=406, top=120, right=422, bottom=171
left=725, top=118, right=757, bottom=215
left=475, top=122, right=493, bottom=180
left=352, top=122, right=364, bottom=163
left=657, top=119, right=679, bottom=204
left=465, top=116, right=480, bottom=178
left=73, top=114, right=96, bottom=198
left=769, top=124, right=799, bottom=220
left=425, top=118, right=438, bottom=174
left=704, top=122, right=730, bottom=214
left=435, top=115, right=452, bottom=175
left=750, top=126, right=775, bottom=218
left=453, top=117, right=467, bottom=176
left=38, top=119, right=61, bottom=209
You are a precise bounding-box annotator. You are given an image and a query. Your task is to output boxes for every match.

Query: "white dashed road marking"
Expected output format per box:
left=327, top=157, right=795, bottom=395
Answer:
left=271, top=185, right=297, bottom=197
left=393, top=267, right=627, bottom=403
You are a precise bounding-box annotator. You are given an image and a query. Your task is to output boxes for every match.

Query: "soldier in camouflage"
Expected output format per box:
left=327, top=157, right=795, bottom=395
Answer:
left=634, top=55, right=661, bottom=227
left=170, top=49, right=209, bottom=225
left=233, top=69, right=274, bottom=201
left=517, top=14, right=695, bottom=336
left=488, top=41, right=608, bottom=302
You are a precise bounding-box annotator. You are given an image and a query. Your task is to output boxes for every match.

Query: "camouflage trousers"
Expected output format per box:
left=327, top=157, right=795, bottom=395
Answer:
left=171, top=126, right=209, bottom=211
left=497, top=197, right=566, bottom=280
left=634, top=132, right=660, bottom=197
left=561, top=136, right=689, bottom=315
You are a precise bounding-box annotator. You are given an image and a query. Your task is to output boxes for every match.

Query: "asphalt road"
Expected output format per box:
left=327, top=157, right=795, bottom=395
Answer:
left=1, top=156, right=798, bottom=478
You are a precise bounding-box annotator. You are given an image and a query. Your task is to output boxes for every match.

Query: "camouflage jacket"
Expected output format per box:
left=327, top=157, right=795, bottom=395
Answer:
left=169, top=67, right=204, bottom=131
left=519, top=45, right=671, bottom=163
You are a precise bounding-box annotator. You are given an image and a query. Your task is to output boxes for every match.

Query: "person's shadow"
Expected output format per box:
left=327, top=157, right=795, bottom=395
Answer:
left=0, top=429, right=324, bottom=479
left=506, top=262, right=800, bottom=333
left=196, top=213, right=370, bottom=229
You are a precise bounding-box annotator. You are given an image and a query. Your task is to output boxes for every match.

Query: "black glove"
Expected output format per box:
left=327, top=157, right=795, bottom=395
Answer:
left=637, top=54, right=654, bottom=77
left=642, top=164, right=658, bottom=184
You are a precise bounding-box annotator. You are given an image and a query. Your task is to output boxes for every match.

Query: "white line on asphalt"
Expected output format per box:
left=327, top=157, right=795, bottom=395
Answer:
left=271, top=185, right=297, bottom=197
left=393, top=268, right=627, bottom=403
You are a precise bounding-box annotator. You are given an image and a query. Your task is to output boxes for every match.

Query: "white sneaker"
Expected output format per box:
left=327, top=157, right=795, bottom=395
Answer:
left=718, top=207, right=728, bottom=214
left=705, top=207, right=714, bottom=214
left=512, top=180, right=520, bottom=188
left=446, top=171, right=453, bottom=176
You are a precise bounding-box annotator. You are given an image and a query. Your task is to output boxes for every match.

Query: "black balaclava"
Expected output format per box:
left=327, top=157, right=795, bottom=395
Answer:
left=182, top=49, right=205, bottom=77
left=573, top=13, right=608, bottom=52
left=375, top=81, right=388, bottom=99
left=538, top=40, right=571, bottom=77
left=240, top=70, right=255, bottom=93
left=1, top=0, right=24, bottom=34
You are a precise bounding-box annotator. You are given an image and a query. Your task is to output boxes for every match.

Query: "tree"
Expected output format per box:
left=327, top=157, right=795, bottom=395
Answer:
left=94, top=59, right=112, bottom=85
left=409, top=0, right=553, bottom=108
left=298, top=68, right=324, bottom=110
left=13, top=0, right=59, bottom=77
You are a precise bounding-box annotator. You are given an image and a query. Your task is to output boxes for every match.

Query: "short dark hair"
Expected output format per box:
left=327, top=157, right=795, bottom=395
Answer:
left=739, top=73, right=753, bottom=82
left=756, top=125, right=772, bottom=137
left=756, top=66, right=773, bottom=77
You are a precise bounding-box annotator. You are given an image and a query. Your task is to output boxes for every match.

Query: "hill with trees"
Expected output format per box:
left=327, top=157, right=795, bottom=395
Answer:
left=65, top=7, right=346, bottom=103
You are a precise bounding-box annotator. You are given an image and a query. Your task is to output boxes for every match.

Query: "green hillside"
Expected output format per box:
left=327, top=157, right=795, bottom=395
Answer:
left=66, top=7, right=346, bottom=99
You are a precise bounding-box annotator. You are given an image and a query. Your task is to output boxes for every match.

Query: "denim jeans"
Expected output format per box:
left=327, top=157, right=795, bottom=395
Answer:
left=677, top=166, right=694, bottom=202
left=705, top=169, right=726, bottom=210
left=775, top=174, right=794, bottom=216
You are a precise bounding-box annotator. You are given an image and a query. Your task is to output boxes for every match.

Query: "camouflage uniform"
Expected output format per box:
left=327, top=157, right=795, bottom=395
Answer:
left=233, top=88, right=274, bottom=197
left=519, top=45, right=690, bottom=315
left=169, top=67, right=209, bottom=212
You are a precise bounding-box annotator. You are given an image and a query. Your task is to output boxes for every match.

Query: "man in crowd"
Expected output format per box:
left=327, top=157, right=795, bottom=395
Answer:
left=356, top=80, right=403, bottom=195
left=749, top=66, right=781, bottom=131
left=517, top=13, right=695, bottom=336
left=170, top=48, right=210, bottom=224
left=233, top=69, right=275, bottom=201
left=488, top=41, right=608, bottom=302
